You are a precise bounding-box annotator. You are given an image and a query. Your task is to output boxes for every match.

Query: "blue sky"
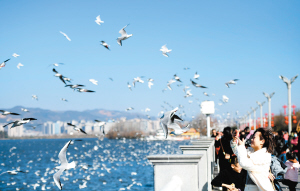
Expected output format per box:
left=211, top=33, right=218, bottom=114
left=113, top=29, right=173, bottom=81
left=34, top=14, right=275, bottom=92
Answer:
left=0, top=0, right=299, bottom=120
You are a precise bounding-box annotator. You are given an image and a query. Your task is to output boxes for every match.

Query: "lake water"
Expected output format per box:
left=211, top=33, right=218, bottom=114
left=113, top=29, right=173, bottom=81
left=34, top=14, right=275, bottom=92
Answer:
left=0, top=138, right=190, bottom=191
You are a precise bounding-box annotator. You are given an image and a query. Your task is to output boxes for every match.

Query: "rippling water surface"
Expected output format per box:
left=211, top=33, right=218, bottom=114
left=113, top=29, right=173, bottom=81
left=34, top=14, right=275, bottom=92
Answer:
left=0, top=138, right=190, bottom=190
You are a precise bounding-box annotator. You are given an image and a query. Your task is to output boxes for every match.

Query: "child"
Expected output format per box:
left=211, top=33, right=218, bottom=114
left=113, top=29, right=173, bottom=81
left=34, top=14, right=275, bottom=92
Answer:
left=282, top=152, right=300, bottom=191
left=211, top=155, right=247, bottom=191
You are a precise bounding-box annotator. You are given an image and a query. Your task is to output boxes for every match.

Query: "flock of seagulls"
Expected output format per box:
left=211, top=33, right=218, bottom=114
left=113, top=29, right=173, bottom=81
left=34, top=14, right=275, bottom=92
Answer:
left=0, top=12, right=244, bottom=190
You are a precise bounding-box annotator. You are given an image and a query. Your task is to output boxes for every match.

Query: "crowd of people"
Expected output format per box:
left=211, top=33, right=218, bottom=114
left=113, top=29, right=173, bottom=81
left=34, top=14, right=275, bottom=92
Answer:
left=211, top=127, right=300, bottom=191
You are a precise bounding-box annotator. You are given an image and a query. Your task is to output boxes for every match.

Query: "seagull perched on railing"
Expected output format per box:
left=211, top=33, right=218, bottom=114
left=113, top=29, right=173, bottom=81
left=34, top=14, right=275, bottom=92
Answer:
left=117, top=24, right=132, bottom=46
left=160, top=107, right=183, bottom=139
left=0, top=110, right=20, bottom=116
left=53, top=140, right=76, bottom=190
left=95, top=15, right=104, bottom=25
left=4, top=118, right=37, bottom=129
left=160, top=45, right=172, bottom=57
left=225, top=79, right=239, bottom=88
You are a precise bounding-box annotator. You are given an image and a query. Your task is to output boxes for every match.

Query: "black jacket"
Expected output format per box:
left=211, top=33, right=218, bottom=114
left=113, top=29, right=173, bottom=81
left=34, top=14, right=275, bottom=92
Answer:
left=211, top=168, right=247, bottom=191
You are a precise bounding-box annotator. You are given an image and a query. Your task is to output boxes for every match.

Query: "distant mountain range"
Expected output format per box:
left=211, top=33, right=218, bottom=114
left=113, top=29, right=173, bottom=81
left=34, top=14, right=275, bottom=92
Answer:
left=0, top=106, right=152, bottom=123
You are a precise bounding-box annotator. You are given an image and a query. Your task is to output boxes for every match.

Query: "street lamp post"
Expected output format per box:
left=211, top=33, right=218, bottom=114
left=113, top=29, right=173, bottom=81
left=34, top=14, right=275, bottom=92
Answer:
left=247, top=111, right=252, bottom=128
left=263, top=92, right=275, bottom=128
left=251, top=107, right=258, bottom=130
left=256, top=101, right=266, bottom=128
left=279, top=75, right=298, bottom=134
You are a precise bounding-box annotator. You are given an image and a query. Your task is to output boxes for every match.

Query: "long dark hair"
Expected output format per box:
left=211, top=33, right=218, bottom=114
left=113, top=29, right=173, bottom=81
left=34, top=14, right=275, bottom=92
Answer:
left=222, top=126, right=232, bottom=141
left=254, top=128, right=275, bottom=153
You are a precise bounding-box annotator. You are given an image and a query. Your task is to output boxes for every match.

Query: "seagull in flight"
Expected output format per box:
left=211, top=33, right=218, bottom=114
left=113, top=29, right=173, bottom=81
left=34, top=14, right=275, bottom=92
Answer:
left=4, top=118, right=37, bottom=129
left=170, top=124, right=190, bottom=135
left=190, top=79, right=207, bottom=88
left=194, top=72, right=199, bottom=80
left=184, top=90, right=192, bottom=98
left=53, top=140, right=76, bottom=190
left=126, top=107, right=134, bottom=111
left=183, top=67, right=190, bottom=70
left=148, top=79, right=154, bottom=89
left=53, top=68, right=66, bottom=84
left=32, top=95, right=38, bottom=101
left=133, top=77, right=144, bottom=87
left=12, top=53, right=20, bottom=58
left=160, top=107, right=183, bottom=139
left=127, top=82, right=132, bottom=91
left=174, top=74, right=182, bottom=82
left=167, top=79, right=176, bottom=90
left=76, top=88, right=95, bottom=93
left=117, top=24, right=133, bottom=46
left=17, top=63, right=23, bottom=69
left=61, top=98, right=68, bottom=102
left=100, top=41, right=110, bottom=50
left=203, top=92, right=209, bottom=96
left=48, top=63, right=64, bottom=67
left=222, top=95, right=229, bottom=103
left=26, top=124, right=42, bottom=129
left=0, top=169, right=26, bottom=176
left=60, top=31, right=71, bottom=41
left=89, top=79, right=98, bottom=85
left=67, top=123, right=87, bottom=134
left=0, top=110, right=20, bottom=116
left=65, top=84, right=85, bottom=91
left=21, top=108, right=29, bottom=112
left=225, top=79, right=239, bottom=88
left=160, top=45, right=172, bottom=57
left=95, top=15, right=104, bottom=25
left=0, top=59, right=10, bottom=70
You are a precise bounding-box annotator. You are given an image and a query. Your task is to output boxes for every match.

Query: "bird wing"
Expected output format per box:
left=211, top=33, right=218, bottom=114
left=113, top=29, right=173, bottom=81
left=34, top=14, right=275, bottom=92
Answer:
left=171, top=114, right=183, bottom=123
left=67, top=123, right=75, bottom=127
left=119, top=25, right=129, bottom=35
left=79, top=128, right=87, bottom=134
left=86, top=90, right=95, bottom=92
left=162, top=52, right=168, bottom=57
left=3, top=122, right=14, bottom=128
left=22, top=118, right=37, bottom=121
left=59, top=76, right=66, bottom=84
left=225, top=83, right=229, bottom=88
left=53, top=169, right=64, bottom=190
left=58, top=140, right=72, bottom=165
left=117, top=38, right=122, bottom=46
left=190, top=79, right=197, bottom=86
left=10, top=113, right=20, bottom=115
left=160, top=122, right=168, bottom=139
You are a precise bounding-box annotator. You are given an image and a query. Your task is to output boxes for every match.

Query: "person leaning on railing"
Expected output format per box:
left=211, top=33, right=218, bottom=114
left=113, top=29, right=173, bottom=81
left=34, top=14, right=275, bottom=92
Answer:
left=231, top=128, right=275, bottom=191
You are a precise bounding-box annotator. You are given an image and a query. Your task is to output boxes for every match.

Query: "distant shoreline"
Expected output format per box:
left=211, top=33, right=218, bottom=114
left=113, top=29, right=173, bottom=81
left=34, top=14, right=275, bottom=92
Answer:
left=0, top=135, right=99, bottom=140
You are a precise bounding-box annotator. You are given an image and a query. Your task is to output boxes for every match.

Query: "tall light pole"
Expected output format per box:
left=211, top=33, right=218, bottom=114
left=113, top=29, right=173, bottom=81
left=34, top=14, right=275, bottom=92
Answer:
left=256, top=101, right=266, bottom=128
left=279, top=74, right=298, bottom=134
left=251, top=107, right=258, bottom=130
left=247, top=111, right=252, bottom=128
left=263, top=92, right=275, bottom=128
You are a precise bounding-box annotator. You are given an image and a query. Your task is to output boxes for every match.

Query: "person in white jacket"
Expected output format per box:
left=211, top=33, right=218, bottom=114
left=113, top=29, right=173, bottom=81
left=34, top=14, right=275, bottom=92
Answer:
left=231, top=128, right=275, bottom=191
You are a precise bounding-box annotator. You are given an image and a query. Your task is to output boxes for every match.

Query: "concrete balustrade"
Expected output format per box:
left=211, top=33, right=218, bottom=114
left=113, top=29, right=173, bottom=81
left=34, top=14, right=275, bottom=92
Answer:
left=147, top=138, right=216, bottom=191
left=147, top=154, right=203, bottom=191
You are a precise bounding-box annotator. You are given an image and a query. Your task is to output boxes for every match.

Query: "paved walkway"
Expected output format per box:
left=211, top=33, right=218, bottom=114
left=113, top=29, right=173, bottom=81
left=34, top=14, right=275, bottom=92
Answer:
left=212, top=162, right=300, bottom=190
